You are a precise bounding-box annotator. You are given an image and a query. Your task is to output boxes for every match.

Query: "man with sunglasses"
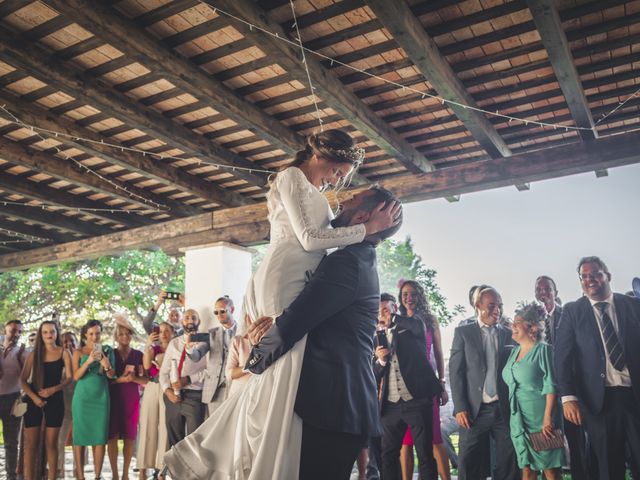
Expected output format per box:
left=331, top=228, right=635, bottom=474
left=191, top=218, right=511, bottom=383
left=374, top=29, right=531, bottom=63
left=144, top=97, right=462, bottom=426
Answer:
left=555, top=256, right=640, bottom=479
left=187, top=296, right=238, bottom=416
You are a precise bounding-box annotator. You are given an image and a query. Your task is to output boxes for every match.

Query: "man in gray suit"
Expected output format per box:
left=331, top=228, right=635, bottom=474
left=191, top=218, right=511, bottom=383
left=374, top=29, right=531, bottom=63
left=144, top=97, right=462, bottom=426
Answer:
left=449, top=287, right=518, bottom=480
left=188, top=295, right=238, bottom=416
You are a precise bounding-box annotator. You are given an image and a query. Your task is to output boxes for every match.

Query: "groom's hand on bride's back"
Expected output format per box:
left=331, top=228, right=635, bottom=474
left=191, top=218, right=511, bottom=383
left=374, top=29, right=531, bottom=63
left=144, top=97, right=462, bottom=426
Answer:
left=248, top=316, right=274, bottom=345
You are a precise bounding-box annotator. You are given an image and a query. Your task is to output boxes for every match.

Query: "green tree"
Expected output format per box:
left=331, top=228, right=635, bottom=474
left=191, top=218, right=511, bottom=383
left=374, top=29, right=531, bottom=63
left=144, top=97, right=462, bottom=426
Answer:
left=0, top=250, right=184, bottom=333
left=377, top=236, right=463, bottom=325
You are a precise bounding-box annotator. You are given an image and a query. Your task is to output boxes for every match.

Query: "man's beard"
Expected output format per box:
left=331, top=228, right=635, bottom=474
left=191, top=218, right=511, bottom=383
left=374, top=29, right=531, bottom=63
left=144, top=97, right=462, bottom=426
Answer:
left=184, top=324, right=197, bottom=333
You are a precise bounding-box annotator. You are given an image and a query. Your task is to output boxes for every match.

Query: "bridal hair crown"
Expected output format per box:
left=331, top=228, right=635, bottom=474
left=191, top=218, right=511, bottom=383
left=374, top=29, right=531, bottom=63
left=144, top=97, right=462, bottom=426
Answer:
left=319, top=141, right=366, bottom=164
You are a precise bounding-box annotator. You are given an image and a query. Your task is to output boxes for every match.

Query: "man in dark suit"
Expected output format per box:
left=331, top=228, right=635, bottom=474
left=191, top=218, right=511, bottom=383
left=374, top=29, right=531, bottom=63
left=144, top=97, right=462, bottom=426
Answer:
left=246, top=186, right=402, bottom=480
left=535, top=275, right=591, bottom=479
left=449, top=287, right=518, bottom=480
left=555, top=256, right=640, bottom=480
left=374, top=295, right=442, bottom=479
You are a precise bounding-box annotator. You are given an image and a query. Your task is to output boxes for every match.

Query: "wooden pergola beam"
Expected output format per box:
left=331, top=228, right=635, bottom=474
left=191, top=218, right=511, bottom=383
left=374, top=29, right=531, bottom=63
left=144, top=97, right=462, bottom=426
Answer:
left=0, top=91, right=215, bottom=213
left=0, top=25, right=263, bottom=205
left=0, top=218, right=75, bottom=244
left=2, top=130, right=639, bottom=270
left=526, top=0, right=597, bottom=141
left=0, top=135, right=202, bottom=218
left=364, top=0, right=511, bottom=159
left=0, top=171, right=151, bottom=228
left=42, top=0, right=303, bottom=156
left=210, top=0, right=435, bottom=175
left=0, top=203, right=112, bottom=237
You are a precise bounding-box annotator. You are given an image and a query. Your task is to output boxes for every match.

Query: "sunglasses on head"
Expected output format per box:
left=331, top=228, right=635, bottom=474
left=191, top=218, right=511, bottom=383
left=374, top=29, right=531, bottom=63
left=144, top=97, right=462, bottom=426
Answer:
left=213, top=309, right=227, bottom=315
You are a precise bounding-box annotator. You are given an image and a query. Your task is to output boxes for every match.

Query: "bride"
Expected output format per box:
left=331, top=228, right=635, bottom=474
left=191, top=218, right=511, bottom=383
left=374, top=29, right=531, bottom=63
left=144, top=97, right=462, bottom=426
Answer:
left=164, top=129, right=397, bottom=479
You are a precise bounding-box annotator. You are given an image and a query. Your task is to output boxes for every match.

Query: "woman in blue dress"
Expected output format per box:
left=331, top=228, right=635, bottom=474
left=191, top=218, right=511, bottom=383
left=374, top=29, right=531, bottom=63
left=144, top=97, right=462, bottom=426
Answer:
left=502, top=302, right=564, bottom=480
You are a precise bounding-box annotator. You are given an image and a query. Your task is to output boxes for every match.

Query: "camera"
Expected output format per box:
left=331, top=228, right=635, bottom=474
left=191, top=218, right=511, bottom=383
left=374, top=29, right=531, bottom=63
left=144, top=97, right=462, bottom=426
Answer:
left=166, top=291, right=181, bottom=300
left=189, top=332, right=210, bottom=343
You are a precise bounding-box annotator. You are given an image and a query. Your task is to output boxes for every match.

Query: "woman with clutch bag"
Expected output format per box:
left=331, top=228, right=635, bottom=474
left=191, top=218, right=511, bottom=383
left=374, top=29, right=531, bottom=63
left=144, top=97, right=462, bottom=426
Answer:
left=502, top=303, right=564, bottom=479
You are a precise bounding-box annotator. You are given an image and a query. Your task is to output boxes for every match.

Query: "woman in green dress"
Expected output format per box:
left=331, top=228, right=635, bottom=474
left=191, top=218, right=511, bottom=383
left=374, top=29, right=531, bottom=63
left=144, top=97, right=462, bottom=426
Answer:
left=502, top=303, right=564, bottom=480
left=71, top=319, right=116, bottom=480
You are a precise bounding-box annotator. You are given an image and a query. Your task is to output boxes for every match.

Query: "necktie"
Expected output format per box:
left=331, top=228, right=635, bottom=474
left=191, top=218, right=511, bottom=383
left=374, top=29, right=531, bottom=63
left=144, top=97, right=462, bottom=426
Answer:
left=544, top=314, right=553, bottom=345
left=595, top=302, right=626, bottom=371
left=484, top=326, right=498, bottom=397
left=177, top=346, right=187, bottom=376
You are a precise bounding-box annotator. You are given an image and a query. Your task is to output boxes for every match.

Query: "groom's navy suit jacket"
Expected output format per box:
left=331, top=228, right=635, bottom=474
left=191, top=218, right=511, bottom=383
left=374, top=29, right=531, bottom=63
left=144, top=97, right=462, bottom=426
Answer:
left=246, top=242, right=383, bottom=437
left=554, top=293, right=640, bottom=415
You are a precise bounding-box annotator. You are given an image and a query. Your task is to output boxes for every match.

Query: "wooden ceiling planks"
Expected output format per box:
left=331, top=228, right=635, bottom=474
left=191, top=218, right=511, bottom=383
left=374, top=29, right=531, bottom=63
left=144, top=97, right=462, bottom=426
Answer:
left=0, top=0, right=638, bottom=264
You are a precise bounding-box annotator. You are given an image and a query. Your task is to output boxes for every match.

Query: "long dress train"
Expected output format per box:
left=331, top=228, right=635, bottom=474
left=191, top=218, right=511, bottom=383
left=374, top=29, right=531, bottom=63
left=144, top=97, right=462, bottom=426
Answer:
left=164, top=167, right=366, bottom=479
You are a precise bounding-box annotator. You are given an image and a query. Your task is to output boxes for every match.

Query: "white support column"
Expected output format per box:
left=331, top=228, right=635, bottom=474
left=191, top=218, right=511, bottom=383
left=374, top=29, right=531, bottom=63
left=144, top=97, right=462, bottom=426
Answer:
left=182, top=241, right=253, bottom=331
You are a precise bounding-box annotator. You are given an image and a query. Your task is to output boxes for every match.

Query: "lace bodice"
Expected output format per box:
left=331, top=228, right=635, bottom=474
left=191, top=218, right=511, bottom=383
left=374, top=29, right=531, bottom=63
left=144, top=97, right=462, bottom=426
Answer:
left=267, top=167, right=365, bottom=250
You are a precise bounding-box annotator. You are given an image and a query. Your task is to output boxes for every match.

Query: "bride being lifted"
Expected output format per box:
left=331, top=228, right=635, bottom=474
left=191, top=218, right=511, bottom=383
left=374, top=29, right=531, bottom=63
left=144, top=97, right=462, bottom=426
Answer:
left=164, top=129, right=399, bottom=479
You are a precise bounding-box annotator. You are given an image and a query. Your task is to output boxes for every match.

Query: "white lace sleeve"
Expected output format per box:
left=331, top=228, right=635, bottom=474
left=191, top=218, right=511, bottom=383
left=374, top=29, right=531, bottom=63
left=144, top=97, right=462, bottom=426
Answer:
left=278, top=167, right=366, bottom=252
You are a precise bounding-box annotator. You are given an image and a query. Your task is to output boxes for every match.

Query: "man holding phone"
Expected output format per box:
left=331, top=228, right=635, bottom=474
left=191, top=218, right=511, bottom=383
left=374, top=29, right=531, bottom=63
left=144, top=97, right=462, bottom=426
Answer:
left=143, top=289, right=185, bottom=335
left=186, top=296, right=238, bottom=416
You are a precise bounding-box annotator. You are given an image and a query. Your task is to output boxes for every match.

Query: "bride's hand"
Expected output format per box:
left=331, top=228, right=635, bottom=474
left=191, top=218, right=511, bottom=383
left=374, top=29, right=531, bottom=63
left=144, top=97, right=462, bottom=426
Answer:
left=364, top=201, right=402, bottom=236
left=248, top=316, right=274, bottom=345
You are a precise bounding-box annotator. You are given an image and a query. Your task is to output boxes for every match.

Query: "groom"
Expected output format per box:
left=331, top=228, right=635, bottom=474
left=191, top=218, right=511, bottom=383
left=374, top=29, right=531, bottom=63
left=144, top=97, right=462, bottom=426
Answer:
left=246, top=186, right=402, bottom=480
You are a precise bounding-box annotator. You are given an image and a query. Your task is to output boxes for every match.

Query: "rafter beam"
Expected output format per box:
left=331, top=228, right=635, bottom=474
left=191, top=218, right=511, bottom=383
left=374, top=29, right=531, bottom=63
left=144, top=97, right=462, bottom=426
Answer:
left=0, top=218, right=75, bottom=244
left=0, top=135, right=201, bottom=218
left=2, top=130, right=639, bottom=270
left=43, top=0, right=303, bottom=155
left=364, top=0, right=511, bottom=159
left=0, top=25, right=263, bottom=205
left=0, top=171, right=153, bottom=227
left=210, top=0, right=434, bottom=175
left=526, top=0, right=597, bottom=141
left=0, top=203, right=111, bottom=237
left=0, top=91, right=216, bottom=213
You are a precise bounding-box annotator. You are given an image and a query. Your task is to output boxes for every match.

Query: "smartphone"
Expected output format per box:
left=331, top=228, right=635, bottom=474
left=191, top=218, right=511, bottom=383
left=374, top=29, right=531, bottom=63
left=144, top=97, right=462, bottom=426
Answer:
left=166, top=291, right=180, bottom=300
left=375, top=329, right=389, bottom=349
left=152, top=323, right=160, bottom=335
left=123, top=364, right=135, bottom=375
left=189, top=332, right=210, bottom=343
left=92, top=343, right=102, bottom=355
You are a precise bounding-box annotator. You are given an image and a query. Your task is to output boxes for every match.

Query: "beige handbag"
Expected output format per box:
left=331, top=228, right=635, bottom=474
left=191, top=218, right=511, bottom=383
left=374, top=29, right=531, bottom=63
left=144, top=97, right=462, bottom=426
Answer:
left=10, top=393, right=27, bottom=417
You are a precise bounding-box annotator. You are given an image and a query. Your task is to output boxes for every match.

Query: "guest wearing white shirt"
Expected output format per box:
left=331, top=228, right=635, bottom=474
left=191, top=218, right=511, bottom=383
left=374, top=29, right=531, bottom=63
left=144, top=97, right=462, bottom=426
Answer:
left=555, top=256, right=640, bottom=480
left=159, top=309, right=207, bottom=448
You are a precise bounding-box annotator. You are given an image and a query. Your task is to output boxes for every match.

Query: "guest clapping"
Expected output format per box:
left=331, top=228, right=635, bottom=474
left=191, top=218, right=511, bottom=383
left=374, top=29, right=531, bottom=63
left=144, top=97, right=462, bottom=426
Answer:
left=72, top=320, right=116, bottom=480
left=108, top=314, right=146, bottom=480
left=137, top=321, right=174, bottom=476
left=502, top=303, right=564, bottom=479
left=20, top=321, right=72, bottom=480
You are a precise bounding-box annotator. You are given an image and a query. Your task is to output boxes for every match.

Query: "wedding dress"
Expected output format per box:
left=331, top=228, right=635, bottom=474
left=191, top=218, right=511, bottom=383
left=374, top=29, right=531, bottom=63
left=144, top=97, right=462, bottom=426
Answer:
left=164, top=167, right=366, bottom=479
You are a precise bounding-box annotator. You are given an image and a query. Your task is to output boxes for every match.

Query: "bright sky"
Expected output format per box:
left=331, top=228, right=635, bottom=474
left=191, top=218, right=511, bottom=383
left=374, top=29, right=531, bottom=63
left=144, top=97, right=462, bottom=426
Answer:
left=392, top=162, right=640, bottom=356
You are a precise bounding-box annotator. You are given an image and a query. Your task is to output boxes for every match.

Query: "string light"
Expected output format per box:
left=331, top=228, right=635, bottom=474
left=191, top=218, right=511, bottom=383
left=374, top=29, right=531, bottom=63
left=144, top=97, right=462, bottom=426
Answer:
left=0, top=239, right=41, bottom=246
left=0, top=105, right=170, bottom=212
left=595, top=86, right=640, bottom=126
left=0, top=199, right=160, bottom=215
left=0, top=105, right=277, bottom=177
left=209, top=4, right=640, bottom=134
left=0, top=226, right=51, bottom=243
left=289, top=0, right=324, bottom=132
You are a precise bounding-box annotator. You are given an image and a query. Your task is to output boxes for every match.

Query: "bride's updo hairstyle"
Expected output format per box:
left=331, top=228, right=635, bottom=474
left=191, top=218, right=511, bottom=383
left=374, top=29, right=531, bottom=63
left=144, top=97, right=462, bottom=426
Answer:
left=288, top=129, right=365, bottom=188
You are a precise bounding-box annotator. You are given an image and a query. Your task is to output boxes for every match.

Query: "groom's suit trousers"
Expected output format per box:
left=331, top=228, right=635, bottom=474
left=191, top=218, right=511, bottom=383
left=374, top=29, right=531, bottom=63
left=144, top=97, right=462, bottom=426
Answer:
left=299, top=421, right=368, bottom=480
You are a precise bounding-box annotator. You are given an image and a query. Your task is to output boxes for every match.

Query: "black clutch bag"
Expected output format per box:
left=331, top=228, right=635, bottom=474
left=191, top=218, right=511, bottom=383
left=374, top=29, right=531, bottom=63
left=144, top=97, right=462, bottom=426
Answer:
left=529, top=429, right=564, bottom=452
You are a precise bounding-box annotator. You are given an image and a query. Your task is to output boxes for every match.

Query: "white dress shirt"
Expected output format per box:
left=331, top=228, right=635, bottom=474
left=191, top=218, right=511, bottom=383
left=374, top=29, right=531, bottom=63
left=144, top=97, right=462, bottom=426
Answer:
left=159, top=335, right=207, bottom=393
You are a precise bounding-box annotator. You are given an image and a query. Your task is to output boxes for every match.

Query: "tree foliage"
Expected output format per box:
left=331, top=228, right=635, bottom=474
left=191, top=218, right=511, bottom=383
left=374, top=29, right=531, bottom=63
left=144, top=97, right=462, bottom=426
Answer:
left=377, top=237, right=464, bottom=325
left=0, top=250, right=184, bottom=333
left=0, top=236, right=459, bottom=333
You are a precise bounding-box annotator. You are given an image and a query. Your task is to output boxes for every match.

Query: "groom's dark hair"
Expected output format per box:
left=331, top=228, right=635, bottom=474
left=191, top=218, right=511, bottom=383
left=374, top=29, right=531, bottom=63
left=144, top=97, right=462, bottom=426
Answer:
left=361, top=185, right=403, bottom=244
